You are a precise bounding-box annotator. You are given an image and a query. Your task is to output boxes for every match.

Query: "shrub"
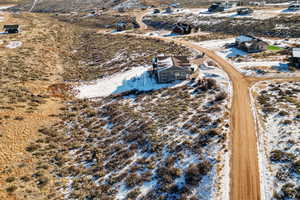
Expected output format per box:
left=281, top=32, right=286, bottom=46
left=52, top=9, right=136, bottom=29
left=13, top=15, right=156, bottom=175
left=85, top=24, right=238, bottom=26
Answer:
left=6, top=186, right=17, bottom=193
left=126, top=188, right=141, bottom=199
left=26, top=144, right=41, bottom=152
left=270, top=150, right=295, bottom=162
left=281, top=120, right=292, bottom=125
left=125, top=173, right=142, bottom=188
left=20, top=176, right=30, bottom=182
left=281, top=183, right=297, bottom=199
left=215, top=92, right=227, bottom=102
left=278, top=110, right=289, bottom=116
left=37, top=177, right=49, bottom=188
left=293, top=160, right=300, bottom=174
left=14, top=116, right=24, bottom=120
left=275, top=167, right=290, bottom=181
left=5, top=177, right=15, bottom=183
left=185, top=161, right=211, bottom=186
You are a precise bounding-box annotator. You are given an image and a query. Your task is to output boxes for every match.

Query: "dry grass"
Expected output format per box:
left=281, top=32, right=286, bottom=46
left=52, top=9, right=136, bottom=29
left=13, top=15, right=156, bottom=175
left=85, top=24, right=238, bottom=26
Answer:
left=0, top=12, right=76, bottom=200
left=62, top=31, right=192, bottom=81
left=24, top=78, right=230, bottom=199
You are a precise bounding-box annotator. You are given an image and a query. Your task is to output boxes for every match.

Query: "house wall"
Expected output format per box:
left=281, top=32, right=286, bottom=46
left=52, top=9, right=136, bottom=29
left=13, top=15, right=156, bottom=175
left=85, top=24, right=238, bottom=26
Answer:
left=291, top=57, right=300, bottom=68
left=157, top=67, right=191, bottom=83
left=237, top=41, right=267, bottom=53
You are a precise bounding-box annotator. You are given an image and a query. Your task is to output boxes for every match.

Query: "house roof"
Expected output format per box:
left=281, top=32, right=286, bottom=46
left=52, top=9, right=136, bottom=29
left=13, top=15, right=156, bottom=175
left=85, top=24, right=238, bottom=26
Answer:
left=155, top=56, right=191, bottom=72
left=236, top=35, right=255, bottom=43
left=3, top=25, right=19, bottom=29
left=293, top=48, right=300, bottom=57
left=171, top=56, right=190, bottom=67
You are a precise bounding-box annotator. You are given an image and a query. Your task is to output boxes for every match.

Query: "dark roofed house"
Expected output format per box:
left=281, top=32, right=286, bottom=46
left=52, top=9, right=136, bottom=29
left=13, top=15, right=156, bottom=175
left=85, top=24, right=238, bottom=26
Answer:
left=288, top=2, right=300, bottom=10
left=165, top=7, right=172, bottom=13
left=151, top=56, right=194, bottom=83
left=115, top=21, right=139, bottom=31
left=237, top=8, right=253, bottom=15
left=172, top=23, right=192, bottom=35
left=3, top=25, right=19, bottom=34
left=290, top=48, right=300, bottom=68
left=235, top=35, right=268, bottom=53
left=208, top=3, right=225, bottom=13
left=153, top=9, right=160, bottom=14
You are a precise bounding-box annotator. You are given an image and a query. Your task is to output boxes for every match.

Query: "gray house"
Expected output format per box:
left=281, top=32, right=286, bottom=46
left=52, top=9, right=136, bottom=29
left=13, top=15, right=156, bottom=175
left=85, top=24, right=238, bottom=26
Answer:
left=151, top=56, right=194, bottom=83
left=235, top=35, right=268, bottom=53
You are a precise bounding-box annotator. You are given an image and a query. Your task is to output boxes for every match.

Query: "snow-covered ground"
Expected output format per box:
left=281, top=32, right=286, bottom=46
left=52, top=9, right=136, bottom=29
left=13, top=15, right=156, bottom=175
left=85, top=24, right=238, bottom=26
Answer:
left=251, top=81, right=300, bottom=200
left=72, top=50, right=232, bottom=198
left=75, top=66, right=187, bottom=99
left=0, top=5, right=14, bottom=10
left=5, top=41, right=22, bottom=48
left=195, top=38, right=300, bottom=77
left=150, top=7, right=300, bottom=20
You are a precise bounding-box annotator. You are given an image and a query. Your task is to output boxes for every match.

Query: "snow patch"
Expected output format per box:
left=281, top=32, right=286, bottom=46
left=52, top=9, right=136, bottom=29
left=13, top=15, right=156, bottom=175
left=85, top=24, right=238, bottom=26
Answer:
left=75, top=66, right=185, bottom=99
left=5, top=41, right=22, bottom=48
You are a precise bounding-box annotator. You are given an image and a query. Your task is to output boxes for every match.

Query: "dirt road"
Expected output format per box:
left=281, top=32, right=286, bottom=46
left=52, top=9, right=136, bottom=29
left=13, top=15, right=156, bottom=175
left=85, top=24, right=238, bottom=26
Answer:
left=175, top=40, right=261, bottom=200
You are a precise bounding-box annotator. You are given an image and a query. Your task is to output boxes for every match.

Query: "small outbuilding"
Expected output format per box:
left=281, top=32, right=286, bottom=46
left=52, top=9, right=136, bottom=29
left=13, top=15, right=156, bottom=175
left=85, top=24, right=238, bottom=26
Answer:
left=3, top=25, right=19, bottom=34
left=290, top=48, right=300, bottom=68
left=151, top=56, right=194, bottom=83
left=171, top=23, right=192, bottom=35
left=235, top=35, right=268, bottom=53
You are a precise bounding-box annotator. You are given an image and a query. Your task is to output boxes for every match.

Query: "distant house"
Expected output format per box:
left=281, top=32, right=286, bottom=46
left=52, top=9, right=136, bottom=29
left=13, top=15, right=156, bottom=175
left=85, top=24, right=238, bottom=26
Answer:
left=290, top=48, right=300, bottom=68
left=288, top=2, right=300, bottom=10
left=115, top=21, right=139, bottom=31
left=235, top=35, right=268, bottom=53
left=3, top=25, right=19, bottom=34
left=153, top=9, right=160, bottom=14
left=208, top=3, right=225, bottom=12
left=118, top=7, right=125, bottom=13
left=248, top=1, right=265, bottom=6
left=151, top=56, right=194, bottom=83
left=237, top=8, right=253, bottom=15
left=172, top=23, right=192, bottom=35
left=223, top=1, right=237, bottom=9
left=165, top=7, right=172, bottom=13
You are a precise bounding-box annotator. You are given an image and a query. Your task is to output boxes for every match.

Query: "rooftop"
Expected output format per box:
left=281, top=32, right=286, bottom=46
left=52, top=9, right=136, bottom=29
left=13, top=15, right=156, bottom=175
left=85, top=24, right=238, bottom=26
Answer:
left=155, top=56, right=190, bottom=69
left=236, top=35, right=255, bottom=43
